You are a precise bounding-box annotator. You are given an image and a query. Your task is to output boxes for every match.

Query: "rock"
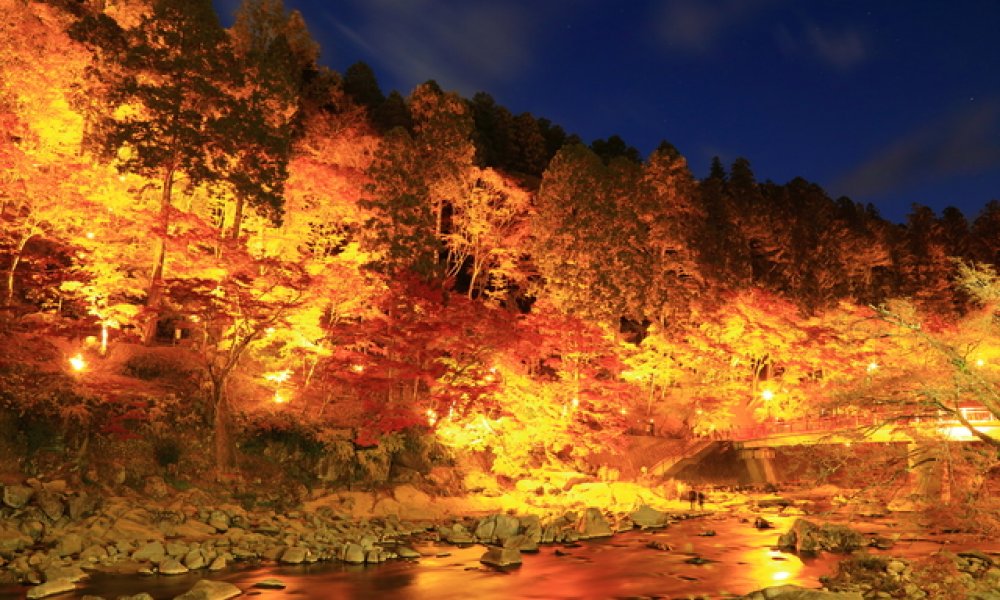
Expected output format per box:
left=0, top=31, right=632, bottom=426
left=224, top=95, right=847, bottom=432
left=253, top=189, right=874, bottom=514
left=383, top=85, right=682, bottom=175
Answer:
left=0, top=525, right=31, bottom=558
left=778, top=519, right=865, bottom=556
left=207, top=556, right=226, bottom=571
left=280, top=547, right=308, bottom=564
left=254, top=578, right=286, bottom=589
left=743, top=585, right=863, bottom=599
left=158, top=558, right=189, bottom=575
left=171, top=519, right=218, bottom=540
left=20, top=519, right=45, bottom=542
left=25, top=579, right=76, bottom=599
left=365, top=548, right=383, bottom=564
left=397, top=546, right=421, bottom=559
left=630, top=505, right=669, bottom=529
left=342, top=543, right=365, bottom=564
left=121, top=594, right=155, bottom=600
left=441, top=523, right=475, bottom=544
left=42, top=565, right=87, bottom=583
left=79, top=544, right=109, bottom=563
left=41, top=480, right=67, bottom=494
left=756, top=497, right=793, bottom=509
left=475, top=514, right=520, bottom=543
left=183, top=549, right=205, bottom=570
left=647, top=540, right=671, bottom=551
left=208, top=510, right=230, bottom=532
left=577, top=508, right=613, bottom=539
left=172, top=579, right=242, bottom=600
left=504, top=533, right=539, bottom=553
left=480, top=545, right=522, bottom=568
left=133, top=541, right=166, bottom=563
left=35, top=492, right=65, bottom=521
left=754, top=517, right=774, bottom=529
left=3, top=484, right=35, bottom=508
left=67, top=494, right=99, bottom=520
left=56, top=533, right=84, bottom=557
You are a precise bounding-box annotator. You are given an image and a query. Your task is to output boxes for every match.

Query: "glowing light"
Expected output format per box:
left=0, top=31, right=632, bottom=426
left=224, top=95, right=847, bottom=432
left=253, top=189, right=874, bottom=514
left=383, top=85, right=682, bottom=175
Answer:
left=867, top=362, right=879, bottom=372
left=772, top=571, right=791, bottom=582
left=85, top=231, right=95, bottom=240
left=272, top=390, right=288, bottom=404
left=760, top=389, right=774, bottom=401
left=189, top=315, right=201, bottom=323
left=484, top=373, right=495, bottom=382
left=571, top=397, right=580, bottom=409
left=351, top=364, right=365, bottom=373
left=619, top=407, right=628, bottom=415
left=426, top=408, right=438, bottom=426
left=265, top=327, right=275, bottom=336
left=69, top=354, right=86, bottom=372
left=975, top=358, right=985, bottom=367
left=263, top=370, right=291, bottom=383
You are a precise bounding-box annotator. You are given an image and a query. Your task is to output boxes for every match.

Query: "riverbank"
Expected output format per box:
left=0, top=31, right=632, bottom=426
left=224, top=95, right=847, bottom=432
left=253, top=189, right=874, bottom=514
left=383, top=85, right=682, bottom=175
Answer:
left=3, top=476, right=1000, bottom=599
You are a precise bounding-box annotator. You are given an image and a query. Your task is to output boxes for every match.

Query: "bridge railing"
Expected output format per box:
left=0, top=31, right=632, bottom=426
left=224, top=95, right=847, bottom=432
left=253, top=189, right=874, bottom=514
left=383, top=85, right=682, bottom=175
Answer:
left=731, top=405, right=997, bottom=442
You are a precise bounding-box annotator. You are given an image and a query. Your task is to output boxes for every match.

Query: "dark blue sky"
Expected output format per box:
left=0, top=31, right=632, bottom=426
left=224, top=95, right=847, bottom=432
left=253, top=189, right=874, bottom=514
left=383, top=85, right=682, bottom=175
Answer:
left=214, top=0, right=1000, bottom=223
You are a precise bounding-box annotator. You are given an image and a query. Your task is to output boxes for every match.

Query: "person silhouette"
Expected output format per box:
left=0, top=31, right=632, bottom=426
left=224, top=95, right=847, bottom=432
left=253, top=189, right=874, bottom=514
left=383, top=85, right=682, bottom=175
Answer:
left=697, top=490, right=706, bottom=510
left=687, top=489, right=698, bottom=510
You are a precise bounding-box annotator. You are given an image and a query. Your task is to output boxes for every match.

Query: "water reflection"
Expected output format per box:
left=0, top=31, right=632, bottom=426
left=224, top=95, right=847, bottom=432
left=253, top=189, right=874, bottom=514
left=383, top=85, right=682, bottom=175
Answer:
left=6, top=515, right=932, bottom=600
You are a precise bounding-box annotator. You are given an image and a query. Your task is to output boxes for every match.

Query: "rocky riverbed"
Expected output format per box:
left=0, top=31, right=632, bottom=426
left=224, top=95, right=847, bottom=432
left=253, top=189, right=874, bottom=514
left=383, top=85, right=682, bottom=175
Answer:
left=3, top=477, right=1000, bottom=599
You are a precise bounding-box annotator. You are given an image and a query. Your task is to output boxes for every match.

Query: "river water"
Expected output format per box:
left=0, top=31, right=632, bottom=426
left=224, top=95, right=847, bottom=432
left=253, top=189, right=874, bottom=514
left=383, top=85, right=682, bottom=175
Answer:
left=3, top=512, right=997, bottom=600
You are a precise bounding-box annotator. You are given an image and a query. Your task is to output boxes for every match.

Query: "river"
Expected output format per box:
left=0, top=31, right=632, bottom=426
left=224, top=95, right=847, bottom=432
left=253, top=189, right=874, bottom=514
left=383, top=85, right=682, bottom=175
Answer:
left=2, top=512, right=997, bottom=599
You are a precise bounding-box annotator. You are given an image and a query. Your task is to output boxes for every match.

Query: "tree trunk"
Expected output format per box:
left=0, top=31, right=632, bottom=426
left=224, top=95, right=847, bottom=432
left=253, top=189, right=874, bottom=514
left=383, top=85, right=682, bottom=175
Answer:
left=212, top=379, right=234, bottom=474
left=230, top=193, right=245, bottom=241
left=4, top=231, right=34, bottom=307
left=142, top=167, right=175, bottom=345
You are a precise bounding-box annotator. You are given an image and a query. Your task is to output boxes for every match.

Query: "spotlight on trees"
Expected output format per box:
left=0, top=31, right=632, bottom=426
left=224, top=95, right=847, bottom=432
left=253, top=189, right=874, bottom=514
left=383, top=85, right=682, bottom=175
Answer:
left=69, top=353, right=87, bottom=372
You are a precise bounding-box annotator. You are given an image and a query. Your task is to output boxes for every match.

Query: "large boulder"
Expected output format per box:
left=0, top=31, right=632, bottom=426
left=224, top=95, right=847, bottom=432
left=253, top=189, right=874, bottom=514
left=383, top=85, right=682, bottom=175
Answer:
left=172, top=579, right=242, bottom=600
left=630, top=505, right=669, bottom=529
left=279, top=547, right=308, bottom=564
left=132, top=541, right=166, bottom=563
left=778, top=520, right=865, bottom=556
left=480, top=545, right=522, bottom=568
left=25, top=579, right=76, bottom=599
left=3, top=484, right=35, bottom=508
left=577, top=508, right=613, bottom=539
left=158, top=558, right=189, bottom=575
left=341, top=543, right=365, bottom=564
left=474, top=514, right=520, bottom=543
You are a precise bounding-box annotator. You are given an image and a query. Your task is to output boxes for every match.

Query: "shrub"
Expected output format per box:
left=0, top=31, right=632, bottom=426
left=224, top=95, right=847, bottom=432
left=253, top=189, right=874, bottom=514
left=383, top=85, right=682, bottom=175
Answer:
left=152, top=437, right=182, bottom=469
left=123, top=352, right=192, bottom=381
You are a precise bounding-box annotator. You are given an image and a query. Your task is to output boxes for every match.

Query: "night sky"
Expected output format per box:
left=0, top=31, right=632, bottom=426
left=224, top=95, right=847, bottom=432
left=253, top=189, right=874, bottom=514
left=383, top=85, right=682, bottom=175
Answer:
left=214, top=0, right=1000, bottom=223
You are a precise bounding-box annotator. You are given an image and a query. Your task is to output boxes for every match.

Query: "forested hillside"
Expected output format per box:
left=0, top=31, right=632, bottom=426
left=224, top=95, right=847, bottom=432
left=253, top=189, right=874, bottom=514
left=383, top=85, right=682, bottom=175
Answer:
left=2, top=0, right=999, bottom=484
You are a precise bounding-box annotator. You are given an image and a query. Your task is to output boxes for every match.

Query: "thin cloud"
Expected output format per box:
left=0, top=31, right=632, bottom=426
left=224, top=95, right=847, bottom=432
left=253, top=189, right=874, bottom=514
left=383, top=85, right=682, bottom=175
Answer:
left=325, top=0, right=538, bottom=95
left=836, top=100, right=1000, bottom=198
left=807, top=26, right=867, bottom=70
left=652, top=0, right=783, bottom=55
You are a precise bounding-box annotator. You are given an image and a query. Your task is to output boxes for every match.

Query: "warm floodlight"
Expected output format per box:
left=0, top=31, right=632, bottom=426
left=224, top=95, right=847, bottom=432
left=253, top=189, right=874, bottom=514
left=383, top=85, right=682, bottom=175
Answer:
left=760, top=389, right=774, bottom=401
left=866, top=362, right=879, bottom=372
left=272, top=390, right=288, bottom=404
left=69, top=353, right=86, bottom=372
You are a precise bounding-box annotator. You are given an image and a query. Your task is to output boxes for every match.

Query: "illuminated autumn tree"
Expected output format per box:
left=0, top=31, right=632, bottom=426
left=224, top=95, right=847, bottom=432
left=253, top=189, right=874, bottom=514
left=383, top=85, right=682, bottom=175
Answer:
left=76, top=0, right=288, bottom=342
left=432, top=305, right=629, bottom=478
left=443, top=168, right=530, bottom=301
left=166, top=249, right=310, bottom=472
